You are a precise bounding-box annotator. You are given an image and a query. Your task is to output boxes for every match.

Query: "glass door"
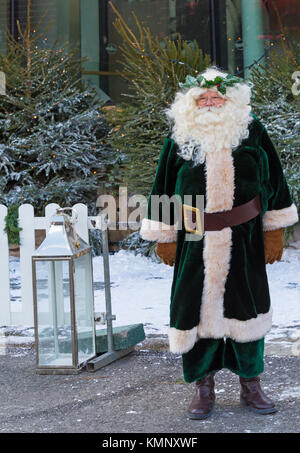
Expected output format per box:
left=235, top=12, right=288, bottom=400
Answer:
left=104, top=0, right=213, bottom=102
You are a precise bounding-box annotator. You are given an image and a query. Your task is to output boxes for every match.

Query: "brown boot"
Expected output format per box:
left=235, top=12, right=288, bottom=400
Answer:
left=186, top=373, right=216, bottom=420
left=239, top=376, right=278, bottom=414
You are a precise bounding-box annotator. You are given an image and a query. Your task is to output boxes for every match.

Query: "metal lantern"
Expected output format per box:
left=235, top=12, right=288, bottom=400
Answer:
left=32, top=208, right=96, bottom=374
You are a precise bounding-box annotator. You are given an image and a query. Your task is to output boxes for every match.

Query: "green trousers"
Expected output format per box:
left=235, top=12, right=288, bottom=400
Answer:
left=182, top=337, right=265, bottom=383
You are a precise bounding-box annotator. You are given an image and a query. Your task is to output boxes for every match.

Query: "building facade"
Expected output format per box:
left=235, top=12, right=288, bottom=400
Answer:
left=0, top=0, right=299, bottom=103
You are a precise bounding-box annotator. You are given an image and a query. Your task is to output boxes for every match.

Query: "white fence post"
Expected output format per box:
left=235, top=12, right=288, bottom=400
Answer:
left=0, top=205, right=11, bottom=325
left=0, top=202, right=96, bottom=327
left=18, top=204, right=35, bottom=326
left=73, top=203, right=89, bottom=243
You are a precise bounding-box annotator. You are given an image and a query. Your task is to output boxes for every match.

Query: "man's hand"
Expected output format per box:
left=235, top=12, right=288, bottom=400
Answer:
left=156, top=242, right=177, bottom=266
left=263, top=228, right=284, bottom=264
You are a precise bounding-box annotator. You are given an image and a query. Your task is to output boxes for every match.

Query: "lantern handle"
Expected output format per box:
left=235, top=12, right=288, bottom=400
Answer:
left=56, top=207, right=79, bottom=225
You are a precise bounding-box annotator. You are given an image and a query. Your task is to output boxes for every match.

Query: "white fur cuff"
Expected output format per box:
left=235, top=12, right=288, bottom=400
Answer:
left=168, top=309, right=273, bottom=355
left=139, top=218, right=178, bottom=243
left=263, top=203, right=299, bottom=231
left=168, top=326, right=198, bottom=354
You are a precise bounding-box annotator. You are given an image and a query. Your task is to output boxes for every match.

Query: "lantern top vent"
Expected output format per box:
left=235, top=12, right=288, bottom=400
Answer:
left=33, top=208, right=90, bottom=258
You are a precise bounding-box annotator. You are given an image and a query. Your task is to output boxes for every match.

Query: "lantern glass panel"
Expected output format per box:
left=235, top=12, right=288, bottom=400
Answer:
left=74, top=252, right=96, bottom=364
left=36, top=260, right=73, bottom=366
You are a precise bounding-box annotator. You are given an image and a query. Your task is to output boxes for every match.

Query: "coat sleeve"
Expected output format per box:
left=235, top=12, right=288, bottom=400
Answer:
left=259, top=124, right=299, bottom=231
left=139, top=136, right=180, bottom=242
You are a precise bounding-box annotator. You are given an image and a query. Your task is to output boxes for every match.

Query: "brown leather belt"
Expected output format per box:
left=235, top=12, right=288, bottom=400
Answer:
left=182, top=194, right=261, bottom=233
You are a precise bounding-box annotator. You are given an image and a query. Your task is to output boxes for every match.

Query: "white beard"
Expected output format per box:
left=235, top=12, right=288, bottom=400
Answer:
left=168, top=98, right=253, bottom=166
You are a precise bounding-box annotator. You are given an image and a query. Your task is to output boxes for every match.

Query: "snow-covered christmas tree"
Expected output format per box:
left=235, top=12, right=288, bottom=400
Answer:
left=0, top=1, right=120, bottom=220
left=249, top=28, right=300, bottom=213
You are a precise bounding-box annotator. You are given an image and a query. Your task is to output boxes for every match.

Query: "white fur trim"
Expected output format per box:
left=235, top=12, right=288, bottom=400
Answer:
left=168, top=146, right=272, bottom=354
left=168, top=309, right=273, bottom=353
left=225, top=308, right=273, bottom=342
left=196, top=149, right=234, bottom=339
left=263, top=204, right=299, bottom=231
left=139, top=218, right=178, bottom=242
left=197, top=228, right=232, bottom=338
left=168, top=326, right=198, bottom=354
left=205, top=148, right=235, bottom=212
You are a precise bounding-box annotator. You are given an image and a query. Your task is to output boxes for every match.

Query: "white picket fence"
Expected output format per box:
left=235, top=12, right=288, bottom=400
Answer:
left=0, top=203, right=100, bottom=327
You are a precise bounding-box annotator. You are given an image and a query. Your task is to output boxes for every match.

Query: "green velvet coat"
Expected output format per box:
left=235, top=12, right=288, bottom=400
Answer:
left=140, top=112, right=298, bottom=354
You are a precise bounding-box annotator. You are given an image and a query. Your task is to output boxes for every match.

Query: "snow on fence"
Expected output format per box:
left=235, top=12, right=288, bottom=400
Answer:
left=0, top=203, right=100, bottom=327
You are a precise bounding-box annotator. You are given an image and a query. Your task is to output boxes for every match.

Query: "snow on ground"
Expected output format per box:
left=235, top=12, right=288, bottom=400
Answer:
left=0, top=247, right=299, bottom=349
left=92, top=249, right=173, bottom=335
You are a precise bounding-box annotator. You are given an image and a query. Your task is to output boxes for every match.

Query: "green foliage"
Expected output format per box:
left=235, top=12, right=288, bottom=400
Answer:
left=4, top=204, right=22, bottom=245
left=102, top=6, right=211, bottom=197
left=249, top=33, right=300, bottom=212
left=119, top=230, right=161, bottom=262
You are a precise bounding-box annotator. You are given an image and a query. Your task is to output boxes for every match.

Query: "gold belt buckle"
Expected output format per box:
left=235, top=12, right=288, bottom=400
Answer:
left=182, top=204, right=203, bottom=236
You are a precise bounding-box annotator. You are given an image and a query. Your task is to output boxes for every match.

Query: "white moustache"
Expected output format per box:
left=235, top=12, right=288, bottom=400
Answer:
left=194, top=106, right=225, bottom=125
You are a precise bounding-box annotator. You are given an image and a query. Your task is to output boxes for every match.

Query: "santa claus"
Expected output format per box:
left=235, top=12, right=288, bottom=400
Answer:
left=140, top=66, right=298, bottom=419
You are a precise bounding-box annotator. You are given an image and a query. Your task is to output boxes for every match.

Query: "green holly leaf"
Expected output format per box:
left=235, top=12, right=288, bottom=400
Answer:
left=218, top=84, right=226, bottom=95
left=196, top=74, right=204, bottom=84
left=226, top=74, right=243, bottom=84
left=203, top=80, right=214, bottom=88
left=214, top=76, right=224, bottom=84
left=185, top=75, right=196, bottom=86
